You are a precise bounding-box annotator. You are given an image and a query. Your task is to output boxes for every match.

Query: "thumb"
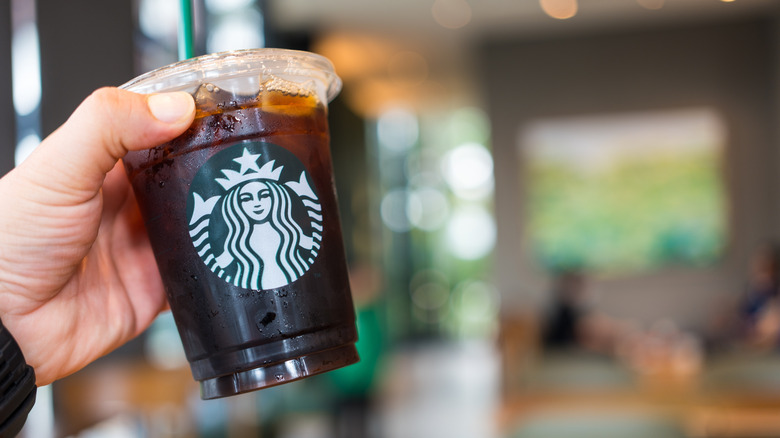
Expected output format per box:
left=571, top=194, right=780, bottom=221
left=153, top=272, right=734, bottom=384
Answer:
left=20, top=87, right=195, bottom=202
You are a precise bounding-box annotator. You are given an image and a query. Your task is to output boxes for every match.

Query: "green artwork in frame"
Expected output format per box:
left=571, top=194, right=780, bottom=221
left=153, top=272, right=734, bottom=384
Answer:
left=521, top=108, right=728, bottom=275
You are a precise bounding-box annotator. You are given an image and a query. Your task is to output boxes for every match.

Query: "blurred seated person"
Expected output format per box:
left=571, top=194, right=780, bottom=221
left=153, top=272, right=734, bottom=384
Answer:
left=542, top=270, right=588, bottom=351
left=738, top=243, right=780, bottom=349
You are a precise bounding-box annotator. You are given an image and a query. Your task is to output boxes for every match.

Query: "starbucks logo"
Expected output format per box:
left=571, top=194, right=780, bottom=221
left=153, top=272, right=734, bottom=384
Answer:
left=187, top=142, right=322, bottom=290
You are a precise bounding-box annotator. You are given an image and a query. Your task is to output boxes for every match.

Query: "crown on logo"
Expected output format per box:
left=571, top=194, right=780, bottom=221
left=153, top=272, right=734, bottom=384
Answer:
left=215, top=147, right=283, bottom=190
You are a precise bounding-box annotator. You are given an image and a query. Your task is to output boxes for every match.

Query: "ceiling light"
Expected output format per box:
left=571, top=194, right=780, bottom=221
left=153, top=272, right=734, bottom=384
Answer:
left=540, top=0, right=578, bottom=20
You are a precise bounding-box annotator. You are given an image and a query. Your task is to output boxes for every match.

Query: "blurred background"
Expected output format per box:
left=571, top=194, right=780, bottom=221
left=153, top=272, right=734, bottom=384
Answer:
left=3, top=0, right=780, bottom=436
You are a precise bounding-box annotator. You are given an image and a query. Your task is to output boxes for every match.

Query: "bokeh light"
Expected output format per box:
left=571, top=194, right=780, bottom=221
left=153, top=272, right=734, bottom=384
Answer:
left=445, top=205, right=496, bottom=260
left=381, top=188, right=412, bottom=232
left=442, top=143, right=494, bottom=200
left=408, top=187, right=450, bottom=231
left=412, top=283, right=450, bottom=312
left=139, top=0, right=178, bottom=41
left=411, top=269, right=451, bottom=323
left=206, top=11, right=265, bottom=53
left=540, top=0, right=578, bottom=20
left=11, top=23, right=40, bottom=117
left=14, top=133, right=39, bottom=165
left=205, top=0, right=254, bottom=13
left=378, top=107, right=419, bottom=153
left=431, top=0, right=473, bottom=29
left=637, top=0, right=665, bottom=10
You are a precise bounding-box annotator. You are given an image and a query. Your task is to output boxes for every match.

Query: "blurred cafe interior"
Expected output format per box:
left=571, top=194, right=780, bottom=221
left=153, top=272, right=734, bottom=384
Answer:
left=5, top=0, right=780, bottom=437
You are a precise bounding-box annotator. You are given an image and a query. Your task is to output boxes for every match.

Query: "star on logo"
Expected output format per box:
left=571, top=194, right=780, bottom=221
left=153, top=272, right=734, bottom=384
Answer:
left=233, top=148, right=262, bottom=175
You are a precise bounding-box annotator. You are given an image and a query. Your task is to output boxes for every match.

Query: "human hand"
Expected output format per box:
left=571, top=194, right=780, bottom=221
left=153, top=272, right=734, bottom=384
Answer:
left=0, top=88, right=195, bottom=386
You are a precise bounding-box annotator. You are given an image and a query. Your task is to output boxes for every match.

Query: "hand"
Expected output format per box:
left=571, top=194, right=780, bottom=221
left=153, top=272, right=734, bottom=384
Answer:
left=0, top=87, right=195, bottom=386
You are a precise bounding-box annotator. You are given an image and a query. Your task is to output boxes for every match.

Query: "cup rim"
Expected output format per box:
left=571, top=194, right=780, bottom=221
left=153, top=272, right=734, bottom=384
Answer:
left=120, top=48, right=342, bottom=103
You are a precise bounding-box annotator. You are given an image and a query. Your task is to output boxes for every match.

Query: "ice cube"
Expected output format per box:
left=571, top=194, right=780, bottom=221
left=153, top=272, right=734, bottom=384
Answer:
left=192, top=83, right=236, bottom=116
left=256, top=76, right=319, bottom=116
left=260, top=75, right=314, bottom=98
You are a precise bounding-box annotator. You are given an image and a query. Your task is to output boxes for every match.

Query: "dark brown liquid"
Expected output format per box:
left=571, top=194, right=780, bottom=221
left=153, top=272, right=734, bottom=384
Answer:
left=124, top=88, right=357, bottom=387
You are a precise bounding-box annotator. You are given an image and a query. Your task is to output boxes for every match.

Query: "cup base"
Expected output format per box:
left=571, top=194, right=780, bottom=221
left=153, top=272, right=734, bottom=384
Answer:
left=199, top=344, right=359, bottom=399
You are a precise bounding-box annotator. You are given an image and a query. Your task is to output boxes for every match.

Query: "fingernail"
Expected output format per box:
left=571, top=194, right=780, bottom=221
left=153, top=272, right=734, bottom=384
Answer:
left=148, top=92, right=194, bottom=123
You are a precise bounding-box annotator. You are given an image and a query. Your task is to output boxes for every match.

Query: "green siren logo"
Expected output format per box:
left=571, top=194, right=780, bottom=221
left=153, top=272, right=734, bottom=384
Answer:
left=187, top=142, right=322, bottom=290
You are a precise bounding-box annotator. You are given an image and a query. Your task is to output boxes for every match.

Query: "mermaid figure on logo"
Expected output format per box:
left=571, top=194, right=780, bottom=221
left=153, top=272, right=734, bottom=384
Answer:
left=189, top=147, right=322, bottom=290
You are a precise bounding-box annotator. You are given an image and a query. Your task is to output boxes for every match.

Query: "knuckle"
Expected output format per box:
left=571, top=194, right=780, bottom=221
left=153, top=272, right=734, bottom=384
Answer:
left=85, top=87, right=123, bottom=109
left=82, top=88, right=138, bottom=157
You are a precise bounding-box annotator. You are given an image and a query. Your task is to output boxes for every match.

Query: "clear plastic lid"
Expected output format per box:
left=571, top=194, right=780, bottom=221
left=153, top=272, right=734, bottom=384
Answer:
left=120, top=48, right=342, bottom=105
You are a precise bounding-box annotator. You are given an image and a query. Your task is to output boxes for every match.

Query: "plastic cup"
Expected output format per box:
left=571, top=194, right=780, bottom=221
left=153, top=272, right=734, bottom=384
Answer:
left=120, top=49, right=358, bottom=399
